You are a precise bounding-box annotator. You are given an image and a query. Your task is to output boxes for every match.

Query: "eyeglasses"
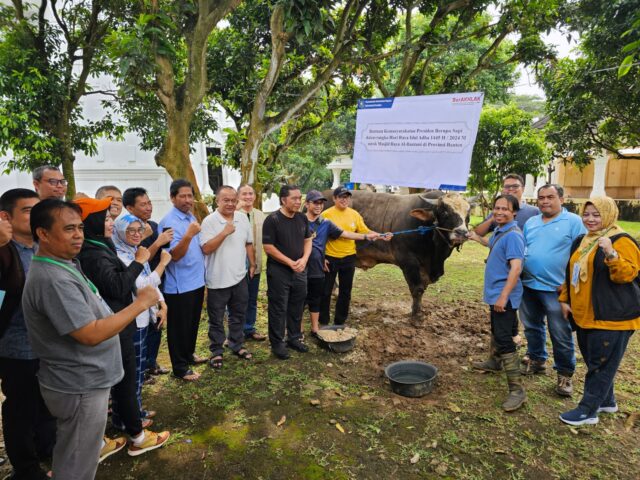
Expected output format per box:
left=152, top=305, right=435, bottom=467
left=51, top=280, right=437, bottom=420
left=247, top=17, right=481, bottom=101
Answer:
left=126, top=227, right=146, bottom=235
left=45, top=179, right=68, bottom=187
left=503, top=184, right=521, bottom=190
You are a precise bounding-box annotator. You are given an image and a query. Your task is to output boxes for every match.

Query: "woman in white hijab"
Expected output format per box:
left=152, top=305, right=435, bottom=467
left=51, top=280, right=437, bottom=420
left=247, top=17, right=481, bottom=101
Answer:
left=113, top=214, right=171, bottom=421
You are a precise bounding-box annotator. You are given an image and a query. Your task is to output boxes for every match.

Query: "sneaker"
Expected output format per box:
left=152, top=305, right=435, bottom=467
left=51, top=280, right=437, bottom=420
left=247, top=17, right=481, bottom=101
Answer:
left=556, top=374, right=573, bottom=397
left=99, top=436, right=126, bottom=463
left=559, top=407, right=598, bottom=426
left=127, top=430, right=170, bottom=457
left=287, top=339, right=309, bottom=353
left=597, top=403, right=619, bottom=414
left=272, top=346, right=290, bottom=360
left=520, top=355, right=546, bottom=375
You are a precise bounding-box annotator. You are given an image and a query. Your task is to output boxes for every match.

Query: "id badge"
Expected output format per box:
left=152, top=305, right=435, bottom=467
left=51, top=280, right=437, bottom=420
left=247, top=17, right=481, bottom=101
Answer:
left=571, top=263, right=580, bottom=287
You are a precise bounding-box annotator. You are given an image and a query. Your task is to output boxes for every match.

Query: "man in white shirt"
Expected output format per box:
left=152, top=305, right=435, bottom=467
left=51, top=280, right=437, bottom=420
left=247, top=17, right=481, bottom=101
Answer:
left=200, top=186, right=256, bottom=368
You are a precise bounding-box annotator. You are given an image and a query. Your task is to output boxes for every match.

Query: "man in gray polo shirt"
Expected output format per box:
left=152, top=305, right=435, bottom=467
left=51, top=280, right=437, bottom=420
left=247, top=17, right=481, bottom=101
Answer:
left=201, top=186, right=256, bottom=368
left=22, top=199, right=159, bottom=479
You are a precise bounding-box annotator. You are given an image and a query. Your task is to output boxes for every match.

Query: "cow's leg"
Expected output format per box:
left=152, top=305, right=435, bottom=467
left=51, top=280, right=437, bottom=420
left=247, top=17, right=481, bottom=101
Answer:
left=399, top=261, right=427, bottom=319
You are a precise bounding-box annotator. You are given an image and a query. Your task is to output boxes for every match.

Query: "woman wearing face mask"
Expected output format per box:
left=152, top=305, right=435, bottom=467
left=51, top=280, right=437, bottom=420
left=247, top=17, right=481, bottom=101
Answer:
left=112, top=215, right=171, bottom=423
left=558, top=196, right=640, bottom=426
left=74, top=197, right=170, bottom=458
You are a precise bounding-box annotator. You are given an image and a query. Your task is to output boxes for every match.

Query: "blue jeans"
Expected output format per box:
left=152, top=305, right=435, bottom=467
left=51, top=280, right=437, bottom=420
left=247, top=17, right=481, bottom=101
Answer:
left=243, top=273, right=261, bottom=336
left=519, top=286, right=576, bottom=375
left=576, top=327, right=633, bottom=414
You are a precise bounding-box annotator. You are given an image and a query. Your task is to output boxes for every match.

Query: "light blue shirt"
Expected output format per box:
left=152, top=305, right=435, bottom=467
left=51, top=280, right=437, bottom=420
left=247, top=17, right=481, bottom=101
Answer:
left=483, top=221, right=525, bottom=308
left=159, top=207, right=205, bottom=294
left=522, top=209, right=586, bottom=292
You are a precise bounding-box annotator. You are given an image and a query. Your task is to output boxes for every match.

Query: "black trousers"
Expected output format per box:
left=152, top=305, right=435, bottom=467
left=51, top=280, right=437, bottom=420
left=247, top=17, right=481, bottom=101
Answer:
left=320, top=254, right=356, bottom=325
left=266, top=264, right=307, bottom=348
left=111, top=322, right=143, bottom=437
left=165, top=287, right=205, bottom=377
left=207, top=278, right=248, bottom=357
left=145, top=321, right=163, bottom=370
left=305, top=276, right=325, bottom=313
left=489, top=302, right=518, bottom=355
left=0, top=358, right=56, bottom=479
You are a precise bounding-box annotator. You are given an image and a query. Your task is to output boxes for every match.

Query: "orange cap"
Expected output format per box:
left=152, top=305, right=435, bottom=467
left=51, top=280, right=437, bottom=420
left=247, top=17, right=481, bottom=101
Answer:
left=73, top=197, right=112, bottom=220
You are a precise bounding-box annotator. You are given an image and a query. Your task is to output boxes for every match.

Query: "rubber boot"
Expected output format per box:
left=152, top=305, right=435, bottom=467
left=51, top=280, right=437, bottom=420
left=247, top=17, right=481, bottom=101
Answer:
left=472, top=337, right=503, bottom=372
left=501, top=352, right=526, bottom=412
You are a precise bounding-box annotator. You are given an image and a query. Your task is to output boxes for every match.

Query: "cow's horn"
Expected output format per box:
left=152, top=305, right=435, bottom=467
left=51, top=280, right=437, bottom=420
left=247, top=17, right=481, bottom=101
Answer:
left=419, top=195, right=439, bottom=207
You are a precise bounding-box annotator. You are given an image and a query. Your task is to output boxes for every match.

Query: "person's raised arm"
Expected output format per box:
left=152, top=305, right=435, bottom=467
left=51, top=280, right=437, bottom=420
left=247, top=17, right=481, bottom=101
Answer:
left=69, top=285, right=159, bottom=346
left=147, top=227, right=173, bottom=259
left=201, top=221, right=235, bottom=255
left=171, top=221, right=200, bottom=261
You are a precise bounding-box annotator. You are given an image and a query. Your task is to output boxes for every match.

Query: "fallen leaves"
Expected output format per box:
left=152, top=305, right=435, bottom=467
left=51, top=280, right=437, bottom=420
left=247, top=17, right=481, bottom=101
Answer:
left=309, top=399, right=321, bottom=406
left=447, top=402, right=462, bottom=413
left=625, top=412, right=638, bottom=432
left=276, top=415, right=286, bottom=427
left=410, top=453, right=420, bottom=464
left=335, top=422, right=345, bottom=433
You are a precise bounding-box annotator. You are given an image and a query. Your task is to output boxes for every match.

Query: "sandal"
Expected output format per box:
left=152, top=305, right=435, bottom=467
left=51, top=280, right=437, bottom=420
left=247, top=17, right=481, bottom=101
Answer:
left=209, top=356, right=223, bottom=369
left=174, top=369, right=200, bottom=382
left=233, top=348, right=253, bottom=360
left=246, top=332, right=267, bottom=341
left=191, top=354, right=207, bottom=365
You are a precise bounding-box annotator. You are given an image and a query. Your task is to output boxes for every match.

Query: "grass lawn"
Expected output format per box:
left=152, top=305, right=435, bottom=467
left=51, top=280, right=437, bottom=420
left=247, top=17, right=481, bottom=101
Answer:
left=86, top=221, right=640, bottom=479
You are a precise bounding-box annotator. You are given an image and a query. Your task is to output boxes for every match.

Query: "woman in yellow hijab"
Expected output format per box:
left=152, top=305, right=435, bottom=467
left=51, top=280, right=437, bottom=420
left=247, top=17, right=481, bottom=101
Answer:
left=558, top=196, right=640, bottom=426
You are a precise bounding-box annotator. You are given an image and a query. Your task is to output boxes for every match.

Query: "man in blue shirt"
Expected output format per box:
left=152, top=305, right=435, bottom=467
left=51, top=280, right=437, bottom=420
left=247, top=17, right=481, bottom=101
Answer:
left=520, top=184, right=586, bottom=397
left=469, top=195, right=526, bottom=411
left=303, top=190, right=373, bottom=337
left=473, top=173, right=539, bottom=236
left=0, top=189, right=55, bottom=480
left=159, top=179, right=206, bottom=381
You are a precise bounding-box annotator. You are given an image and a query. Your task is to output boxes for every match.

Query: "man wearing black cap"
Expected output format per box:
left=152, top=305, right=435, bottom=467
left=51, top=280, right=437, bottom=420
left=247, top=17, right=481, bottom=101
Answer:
left=304, top=190, right=379, bottom=336
left=320, top=187, right=391, bottom=327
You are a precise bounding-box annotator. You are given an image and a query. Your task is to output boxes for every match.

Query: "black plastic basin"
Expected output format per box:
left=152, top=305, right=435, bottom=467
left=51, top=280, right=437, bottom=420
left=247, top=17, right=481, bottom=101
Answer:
left=317, top=325, right=356, bottom=353
left=384, top=361, right=438, bottom=397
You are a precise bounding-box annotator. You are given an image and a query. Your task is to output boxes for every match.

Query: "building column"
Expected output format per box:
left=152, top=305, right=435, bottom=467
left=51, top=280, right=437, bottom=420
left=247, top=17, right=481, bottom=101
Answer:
left=590, top=149, right=608, bottom=198
left=523, top=174, right=536, bottom=198
left=331, top=168, right=342, bottom=189
left=534, top=175, right=546, bottom=195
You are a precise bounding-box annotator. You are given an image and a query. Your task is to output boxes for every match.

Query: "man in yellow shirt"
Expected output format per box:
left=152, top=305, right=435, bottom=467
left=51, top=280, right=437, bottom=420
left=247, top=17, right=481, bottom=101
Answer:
left=320, top=187, right=391, bottom=326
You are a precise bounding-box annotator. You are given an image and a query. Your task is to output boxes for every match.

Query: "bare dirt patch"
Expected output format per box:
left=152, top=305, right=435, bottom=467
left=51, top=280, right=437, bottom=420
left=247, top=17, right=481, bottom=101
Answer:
left=339, top=296, right=490, bottom=396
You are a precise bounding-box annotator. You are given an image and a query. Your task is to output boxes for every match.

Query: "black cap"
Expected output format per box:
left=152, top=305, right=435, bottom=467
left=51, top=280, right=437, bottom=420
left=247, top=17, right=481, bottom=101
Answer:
left=306, top=190, right=327, bottom=202
left=333, top=186, right=352, bottom=197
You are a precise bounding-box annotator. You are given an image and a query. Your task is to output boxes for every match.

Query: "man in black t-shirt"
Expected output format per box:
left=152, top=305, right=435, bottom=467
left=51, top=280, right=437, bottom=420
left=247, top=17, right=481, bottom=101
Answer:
left=262, top=185, right=312, bottom=359
left=123, top=187, right=174, bottom=376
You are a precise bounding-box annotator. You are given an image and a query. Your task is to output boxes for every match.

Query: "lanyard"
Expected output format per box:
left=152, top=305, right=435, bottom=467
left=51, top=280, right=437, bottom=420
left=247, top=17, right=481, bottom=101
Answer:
left=32, top=256, right=98, bottom=295
left=85, top=239, right=110, bottom=251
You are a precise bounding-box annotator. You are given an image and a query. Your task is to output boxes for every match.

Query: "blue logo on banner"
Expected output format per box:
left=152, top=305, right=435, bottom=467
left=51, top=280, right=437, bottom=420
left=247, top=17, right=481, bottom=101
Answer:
left=438, top=184, right=466, bottom=191
left=357, top=98, right=394, bottom=109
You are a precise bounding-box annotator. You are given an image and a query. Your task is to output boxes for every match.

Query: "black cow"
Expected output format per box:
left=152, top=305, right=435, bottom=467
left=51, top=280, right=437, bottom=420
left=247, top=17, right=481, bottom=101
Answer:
left=325, top=190, right=470, bottom=318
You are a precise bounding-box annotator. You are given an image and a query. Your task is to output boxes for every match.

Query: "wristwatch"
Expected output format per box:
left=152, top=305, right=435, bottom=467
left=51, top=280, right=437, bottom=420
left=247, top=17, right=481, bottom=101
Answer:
left=605, top=250, right=618, bottom=261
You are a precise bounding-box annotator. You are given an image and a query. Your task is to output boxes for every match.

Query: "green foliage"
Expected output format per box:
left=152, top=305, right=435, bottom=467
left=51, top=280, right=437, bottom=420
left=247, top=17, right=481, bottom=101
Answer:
left=541, top=0, right=640, bottom=164
left=468, top=104, right=548, bottom=203
left=618, top=12, right=640, bottom=77
left=0, top=1, right=124, bottom=174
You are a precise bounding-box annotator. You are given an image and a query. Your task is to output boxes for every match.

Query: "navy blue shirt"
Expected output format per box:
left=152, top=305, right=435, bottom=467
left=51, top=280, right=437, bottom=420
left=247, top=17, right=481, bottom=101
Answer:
left=0, top=240, right=37, bottom=360
left=483, top=221, right=525, bottom=308
left=308, top=217, right=343, bottom=278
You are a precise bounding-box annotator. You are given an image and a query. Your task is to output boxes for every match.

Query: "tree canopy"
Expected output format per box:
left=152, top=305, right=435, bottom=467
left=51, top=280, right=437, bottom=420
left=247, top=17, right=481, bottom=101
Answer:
left=468, top=103, right=548, bottom=205
left=0, top=0, right=127, bottom=197
left=541, top=0, right=640, bottom=166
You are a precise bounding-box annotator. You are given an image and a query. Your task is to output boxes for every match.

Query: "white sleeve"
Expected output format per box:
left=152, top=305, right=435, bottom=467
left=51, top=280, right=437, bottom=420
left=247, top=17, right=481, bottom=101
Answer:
left=200, top=215, right=217, bottom=246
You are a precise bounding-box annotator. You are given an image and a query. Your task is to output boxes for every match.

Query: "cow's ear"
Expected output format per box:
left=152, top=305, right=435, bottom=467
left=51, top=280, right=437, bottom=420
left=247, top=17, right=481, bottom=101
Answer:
left=410, top=208, right=435, bottom=222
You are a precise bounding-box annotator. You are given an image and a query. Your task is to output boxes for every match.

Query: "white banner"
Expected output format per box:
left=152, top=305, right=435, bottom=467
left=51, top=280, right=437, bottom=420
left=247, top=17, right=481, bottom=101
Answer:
left=351, top=92, right=484, bottom=190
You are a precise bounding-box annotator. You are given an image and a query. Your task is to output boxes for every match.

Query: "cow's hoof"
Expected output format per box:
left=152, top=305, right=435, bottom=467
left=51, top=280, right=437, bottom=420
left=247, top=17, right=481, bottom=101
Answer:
left=410, top=312, right=424, bottom=326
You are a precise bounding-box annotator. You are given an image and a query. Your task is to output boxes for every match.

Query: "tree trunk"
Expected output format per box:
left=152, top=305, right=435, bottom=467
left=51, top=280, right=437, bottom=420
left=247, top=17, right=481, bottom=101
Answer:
left=155, top=115, right=209, bottom=221
left=240, top=122, right=265, bottom=186
left=60, top=148, right=76, bottom=200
